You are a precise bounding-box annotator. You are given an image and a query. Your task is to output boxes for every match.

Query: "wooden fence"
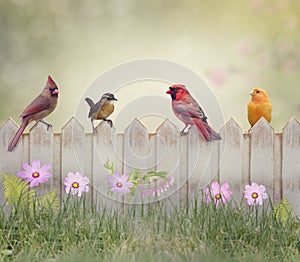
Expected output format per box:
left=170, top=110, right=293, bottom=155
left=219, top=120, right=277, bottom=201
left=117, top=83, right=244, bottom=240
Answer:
left=0, top=117, right=299, bottom=213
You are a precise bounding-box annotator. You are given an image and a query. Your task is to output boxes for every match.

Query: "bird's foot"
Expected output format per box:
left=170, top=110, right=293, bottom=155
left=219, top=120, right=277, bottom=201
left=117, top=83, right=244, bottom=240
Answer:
left=39, top=120, right=52, bottom=131
left=180, top=125, right=191, bottom=134
left=105, top=119, right=113, bottom=128
left=180, top=129, right=189, bottom=135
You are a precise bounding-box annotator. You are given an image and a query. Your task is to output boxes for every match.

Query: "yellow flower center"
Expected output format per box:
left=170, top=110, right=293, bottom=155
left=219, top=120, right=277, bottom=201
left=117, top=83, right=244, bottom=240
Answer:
left=116, top=182, right=123, bottom=188
left=252, top=192, right=258, bottom=199
left=32, top=172, right=40, bottom=178
left=215, top=193, right=221, bottom=200
left=72, top=182, right=79, bottom=188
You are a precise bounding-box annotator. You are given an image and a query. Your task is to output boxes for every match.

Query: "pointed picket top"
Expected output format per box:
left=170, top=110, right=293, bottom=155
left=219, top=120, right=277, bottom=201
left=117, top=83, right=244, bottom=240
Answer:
left=282, top=117, right=300, bottom=130
left=156, top=118, right=178, bottom=133
left=250, top=116, right=273, bottom=132
left=0, top=118, right=20, bottom=148
left=62, top=117, right=85, bottom=149
left=282, top=117, right=300, bottom=148
left=124, top=118, right=151, bottom=165
left=250, top=117, right=274, bottom=147
left=62, top=117, right=84, bottom=132
left=124, top=118, right=147, bottom=135
left=0, top=117, right=19, bottom=130
left=156, top=118, right=180, bottom=145
left=125, top=118, right=149, bottom=154
left=220, top=117, right=242, bottom=133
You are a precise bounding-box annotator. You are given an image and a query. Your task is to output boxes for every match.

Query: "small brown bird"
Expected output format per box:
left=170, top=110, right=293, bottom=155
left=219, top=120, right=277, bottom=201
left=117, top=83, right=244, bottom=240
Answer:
left=8, top=76, right=59, bottom=152
left=85, top=93, right=117, bottom=133
left=247, top=88, right=272, bottom=127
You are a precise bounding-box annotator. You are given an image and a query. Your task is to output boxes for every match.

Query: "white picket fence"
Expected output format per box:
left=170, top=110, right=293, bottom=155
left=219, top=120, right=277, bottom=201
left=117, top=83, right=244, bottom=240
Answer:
left=0, top=117, right=299, bottom=213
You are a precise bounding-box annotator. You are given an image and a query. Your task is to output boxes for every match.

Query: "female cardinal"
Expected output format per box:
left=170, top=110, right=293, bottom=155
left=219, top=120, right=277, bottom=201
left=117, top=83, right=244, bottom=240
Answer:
left=8, top=76, right=59, bottom=152
left=166, top=84, right=221, bottom=142
left=85, top=93, right=118, bottom=133
left=247, top=88, right=272, bottom=127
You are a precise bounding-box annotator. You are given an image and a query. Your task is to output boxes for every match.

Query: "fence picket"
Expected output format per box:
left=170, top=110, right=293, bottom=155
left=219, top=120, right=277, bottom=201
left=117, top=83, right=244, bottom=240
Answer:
left=61, top=118, right=92, bottom=203
left=92, top=121, right=123, bottom=211
left=250, top=117, right=274, bottom=201
left=219, top=118, right=243, bottom=202
left=29, top=121, right=54, bottom=196
left=282, top=118, right=300, bottom=214
left=156, top=119, right=182, bottom=209
left=187, top=126, right=216, bottom=205
left=124, top=119, right=153, bottom=206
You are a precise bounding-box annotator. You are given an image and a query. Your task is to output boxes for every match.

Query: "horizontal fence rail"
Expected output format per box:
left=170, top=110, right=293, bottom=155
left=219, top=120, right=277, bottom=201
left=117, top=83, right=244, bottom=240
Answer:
left=0, top=117, right=300, bottom=213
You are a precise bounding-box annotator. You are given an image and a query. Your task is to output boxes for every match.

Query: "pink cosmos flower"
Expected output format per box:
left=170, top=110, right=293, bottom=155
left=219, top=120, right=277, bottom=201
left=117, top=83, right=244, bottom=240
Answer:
left=244, top=182, right=268, bottom=206
left=64, top=172, right=89, bottom=197
left=141, top=176, right=174, bottom=197
left=203, top=181, right=232, bottom=208
left=107, top=172, right=133, bottom=194
left=17, top=159, right=52, bottom=187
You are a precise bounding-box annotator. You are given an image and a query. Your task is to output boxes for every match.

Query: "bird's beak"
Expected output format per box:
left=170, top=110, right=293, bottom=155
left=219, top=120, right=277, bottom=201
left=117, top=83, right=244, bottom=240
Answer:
left=52, top=89, right=59, bottom=95
left=166, top=90, right=171, bottom=94
left=250, top=92, right=254, bottom=96
left=113, top=97, right=118, bottom=101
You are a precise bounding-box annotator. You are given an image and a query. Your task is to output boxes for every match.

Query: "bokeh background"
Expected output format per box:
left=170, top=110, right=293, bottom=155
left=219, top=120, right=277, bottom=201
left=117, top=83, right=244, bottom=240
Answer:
left=0, top=0, right=299, bottom=133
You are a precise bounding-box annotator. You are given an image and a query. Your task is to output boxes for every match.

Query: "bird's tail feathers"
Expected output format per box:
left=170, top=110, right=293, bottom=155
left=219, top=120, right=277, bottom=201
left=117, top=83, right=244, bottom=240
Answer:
left=85, top=97, right=94, bottom=108
left=193, top=118, right=222, bottom=142
left=8, top=119, right=29, bottom=152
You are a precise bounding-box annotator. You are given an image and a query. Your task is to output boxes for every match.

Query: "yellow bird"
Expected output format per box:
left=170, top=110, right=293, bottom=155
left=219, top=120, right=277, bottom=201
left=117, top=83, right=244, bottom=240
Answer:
left=247, top=88, right=272, bottom=127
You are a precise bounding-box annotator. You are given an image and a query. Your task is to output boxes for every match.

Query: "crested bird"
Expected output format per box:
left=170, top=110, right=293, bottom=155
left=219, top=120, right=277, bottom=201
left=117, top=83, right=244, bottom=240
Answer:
left=166, top=84, right=221, bottom=142
left=8, top=76, right=59, bottom=152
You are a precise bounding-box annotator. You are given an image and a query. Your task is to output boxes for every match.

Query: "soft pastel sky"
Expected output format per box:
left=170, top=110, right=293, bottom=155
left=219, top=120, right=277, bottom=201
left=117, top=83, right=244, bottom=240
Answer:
left=0, top=0, right=299, bottom=133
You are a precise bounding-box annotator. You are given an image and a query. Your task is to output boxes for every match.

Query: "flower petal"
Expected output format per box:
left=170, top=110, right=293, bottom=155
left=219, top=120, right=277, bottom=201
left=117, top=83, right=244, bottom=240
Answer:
left=31, top=159, right=41, bottom=170
left=30, top=179, right=39, bottom=187
left=120, top=173, right=129, bottom=182
left=211, top=181, right=220, bottom=195
left=22, top=162, right=33, bottom=172
left=17, top=170, right=29, bottom=179
left=40, top=164, right=51, bottom=172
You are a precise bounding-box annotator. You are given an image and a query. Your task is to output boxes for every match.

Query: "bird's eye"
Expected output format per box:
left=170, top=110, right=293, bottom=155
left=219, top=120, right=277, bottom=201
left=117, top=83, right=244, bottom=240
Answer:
left=256, top=90, right=260, bottom=93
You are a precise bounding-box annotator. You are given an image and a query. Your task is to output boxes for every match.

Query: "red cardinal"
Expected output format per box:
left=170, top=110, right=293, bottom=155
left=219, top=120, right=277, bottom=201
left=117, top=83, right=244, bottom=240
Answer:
left=8, top=76, right=59, bottom=152
left=166, top=84, right=221, bottom=142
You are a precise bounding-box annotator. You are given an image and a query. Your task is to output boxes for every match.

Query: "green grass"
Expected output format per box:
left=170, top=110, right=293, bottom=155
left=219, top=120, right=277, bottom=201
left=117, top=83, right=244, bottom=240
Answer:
left=0, top=197, right=300, bottom=262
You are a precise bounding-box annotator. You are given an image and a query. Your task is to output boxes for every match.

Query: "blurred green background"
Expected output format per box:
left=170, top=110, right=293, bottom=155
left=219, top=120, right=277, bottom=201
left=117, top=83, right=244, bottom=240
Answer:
left=0, top=0, right=299, bottom=133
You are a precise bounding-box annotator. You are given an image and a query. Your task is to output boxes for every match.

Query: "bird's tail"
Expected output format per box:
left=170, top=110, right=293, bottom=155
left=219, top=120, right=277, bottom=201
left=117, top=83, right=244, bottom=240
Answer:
left=85, top=97, right=94, bottom=108
left=8, top=119, right=29, bottom=152
left=193, top=118, right=222, bottom=142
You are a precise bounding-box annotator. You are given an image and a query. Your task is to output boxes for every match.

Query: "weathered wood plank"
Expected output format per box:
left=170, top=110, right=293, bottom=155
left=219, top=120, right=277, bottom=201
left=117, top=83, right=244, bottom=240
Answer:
left=0, top=119, right=22, bottom=205
left=29, top=121, right=54, bottom=197
left=53, top=134, right=62, bottom=202
left=156, top=119, right=181, bottom=209
left=93, top=121, right=123, bottom=211
left=0, top=119, right=23, bottom=174
left=273, top=134, right=282, bottom=205
left=187, top=126, right=219, bottom=205
left=61, top=118, right=92, bottom=203
left=250, top=117, right=274, bottom=201
left=219, top=118, right=243, bottom=203
left=282, top=118, right=300, bottom=214
left=124, top=119, right=153, bottom=206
